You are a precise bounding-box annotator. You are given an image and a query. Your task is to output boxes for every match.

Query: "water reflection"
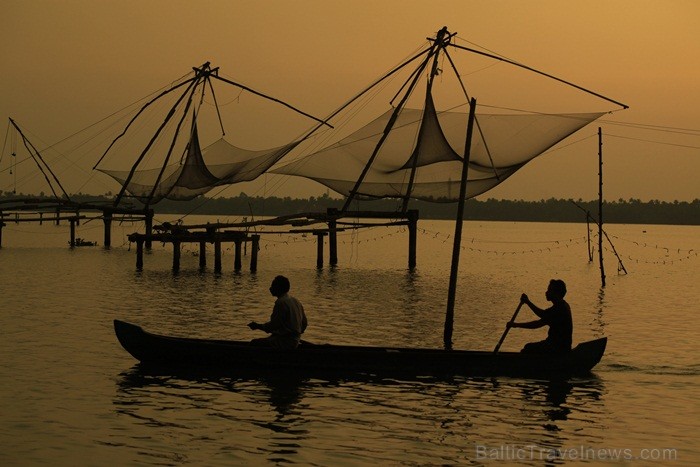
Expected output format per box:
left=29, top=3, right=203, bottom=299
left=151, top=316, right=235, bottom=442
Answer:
left=113, top=366, right=314, bottom=463
left=112, top=363, right=610, bottom=465
left=469, top=375, right=606, bottom=461
left=592, top=287, right=607, bottom=338
left=116, top=365, right=308, bottom=421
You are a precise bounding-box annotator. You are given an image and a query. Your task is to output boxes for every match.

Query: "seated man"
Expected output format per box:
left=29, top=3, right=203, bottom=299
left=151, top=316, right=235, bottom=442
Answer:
left=248, top=275, right=308, bottom=349
left=507, top=279, right=573, bottom=353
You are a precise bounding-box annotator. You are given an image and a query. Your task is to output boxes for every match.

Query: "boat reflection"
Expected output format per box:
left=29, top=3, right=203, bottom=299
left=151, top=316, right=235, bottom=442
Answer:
left=116, top=364, right=309, bottom=419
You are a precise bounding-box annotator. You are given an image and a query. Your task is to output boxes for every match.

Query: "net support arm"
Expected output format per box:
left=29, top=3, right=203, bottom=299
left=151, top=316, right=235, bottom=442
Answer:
left=9, top=118, right=71, bottom=201
left=209, top=74, right=332, bottom=128
left=447, top=43, right=629, bottom=109
left=113, top=77, right=200, bottom=207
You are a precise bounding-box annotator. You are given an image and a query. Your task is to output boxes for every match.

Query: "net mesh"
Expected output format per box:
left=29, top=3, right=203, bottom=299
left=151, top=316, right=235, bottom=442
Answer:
left=98, top=122, right=298, bottom=203
left=273, top=93, right=604, bottom=202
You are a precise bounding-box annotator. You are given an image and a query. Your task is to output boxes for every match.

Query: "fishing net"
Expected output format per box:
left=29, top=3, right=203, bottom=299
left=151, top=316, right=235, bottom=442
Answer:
left=273, top=92, right=605, bottom=202
left=97, top=123, right=298, bottom=203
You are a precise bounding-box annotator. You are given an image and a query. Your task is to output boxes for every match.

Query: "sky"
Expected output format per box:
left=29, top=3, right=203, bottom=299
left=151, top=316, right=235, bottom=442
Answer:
left=1, top=0, right=698, bottom=202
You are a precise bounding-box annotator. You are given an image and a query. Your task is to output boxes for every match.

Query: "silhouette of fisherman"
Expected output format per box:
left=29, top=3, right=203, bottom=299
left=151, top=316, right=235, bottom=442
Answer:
left=507, top=279, right=573, bottom=353
left=248, top=275, right=308, bottom=349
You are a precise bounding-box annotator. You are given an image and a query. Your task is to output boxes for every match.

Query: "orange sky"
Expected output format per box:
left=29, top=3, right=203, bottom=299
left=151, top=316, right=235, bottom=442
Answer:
left=1, top=0, right=698, bottom=201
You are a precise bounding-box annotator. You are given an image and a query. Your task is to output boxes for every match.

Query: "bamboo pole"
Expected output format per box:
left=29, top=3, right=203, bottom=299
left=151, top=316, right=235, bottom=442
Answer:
left=214, top=240, right=222, bottom=273
left=315, top=232, right=325, bottom=269
left=136, top=240, right=144, bottom=270
left=172, top=240, right=181, bottom=272
left=69, top=219, right=76, bottom=247
left=586, top=211, right=593, bottom=262
left=199, top=242, right=206, bottom=270
left=103, top=211, right=112, bottom=249
left=598, top=127, right=606, bottom=287
left=250, top=235, right=260, bottom=272
left=408, top=210, right=418, bottom=269
left=234, top=239, right=242, bottom=271
left=444, top=97, right=477, bottom=350
left=328, top=208, right=338, bottom=266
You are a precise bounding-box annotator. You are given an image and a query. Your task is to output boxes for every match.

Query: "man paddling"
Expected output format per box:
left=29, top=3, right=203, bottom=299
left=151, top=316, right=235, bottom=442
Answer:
left=507, top=279, right=573, bottom=353
left=248, top=275, right=308, bottom=349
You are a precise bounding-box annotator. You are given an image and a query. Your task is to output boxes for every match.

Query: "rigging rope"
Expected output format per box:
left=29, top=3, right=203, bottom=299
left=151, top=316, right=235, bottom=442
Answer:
left=605, top=133, right=700, bottom=150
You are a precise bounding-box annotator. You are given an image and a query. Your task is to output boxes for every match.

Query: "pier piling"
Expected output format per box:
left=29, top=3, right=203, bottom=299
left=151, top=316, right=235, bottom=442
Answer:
left=214, top=240, right=222, bottom=273
left=103, top=212, right=112, bottom=248
left=136, top=240, right=144, bottom=270
left=250, top=234, right=260, bottom=272
left=315, top=231, right=325, bottom=269
left=199, top=242, right=206, bottom=270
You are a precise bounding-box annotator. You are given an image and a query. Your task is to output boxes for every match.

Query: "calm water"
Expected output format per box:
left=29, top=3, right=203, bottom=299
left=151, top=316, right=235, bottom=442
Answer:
left=1, top=216, right=698, bottom=465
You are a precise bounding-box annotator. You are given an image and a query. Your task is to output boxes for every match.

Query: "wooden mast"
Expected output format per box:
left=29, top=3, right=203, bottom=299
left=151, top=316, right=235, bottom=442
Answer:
left=9, top=119, right=71, bottom=201
left=401, top=27, right=452, bottom=212
left=340, top=37, right=438, bottom=214
left=112, top=77, right=200, bottom=207
left=444, top=97, right=477, bottom=350
left=143, top=72, right=206, bottom=209
left=598, top=127, right=606, bottom=287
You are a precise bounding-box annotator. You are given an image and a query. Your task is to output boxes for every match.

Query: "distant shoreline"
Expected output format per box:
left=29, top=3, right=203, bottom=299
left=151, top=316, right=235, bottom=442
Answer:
left=3, top=193, right=699, bottom=226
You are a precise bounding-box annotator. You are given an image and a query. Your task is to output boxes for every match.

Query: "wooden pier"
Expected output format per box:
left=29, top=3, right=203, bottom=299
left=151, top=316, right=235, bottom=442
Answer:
left=127, top=208, right=420, bottom=272
left=0, top=198, right=153, bottom=249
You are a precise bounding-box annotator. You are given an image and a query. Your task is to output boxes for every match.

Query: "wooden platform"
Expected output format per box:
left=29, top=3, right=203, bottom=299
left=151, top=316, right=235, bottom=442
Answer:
left=127, top=208, right=419, bottom=272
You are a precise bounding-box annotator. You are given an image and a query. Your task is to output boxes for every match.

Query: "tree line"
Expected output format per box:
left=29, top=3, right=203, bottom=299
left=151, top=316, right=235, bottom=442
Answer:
left=2, top=191, right=699, bottom=225
left=113, top=193, right=700, bottom=225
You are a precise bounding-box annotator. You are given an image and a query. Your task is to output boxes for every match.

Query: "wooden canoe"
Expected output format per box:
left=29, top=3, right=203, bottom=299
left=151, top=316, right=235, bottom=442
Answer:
left=114, top=319, right=607, bottom=377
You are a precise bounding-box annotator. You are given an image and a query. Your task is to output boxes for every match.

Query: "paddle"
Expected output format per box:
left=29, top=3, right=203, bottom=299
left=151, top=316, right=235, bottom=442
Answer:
left=493, top=301, right=525, bottom=353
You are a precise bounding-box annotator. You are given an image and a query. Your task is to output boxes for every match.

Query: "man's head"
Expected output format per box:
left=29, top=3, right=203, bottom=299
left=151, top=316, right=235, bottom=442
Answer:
left=546, top=279, right=567, bottom=301
left=269, top=275, right=291, bottom=297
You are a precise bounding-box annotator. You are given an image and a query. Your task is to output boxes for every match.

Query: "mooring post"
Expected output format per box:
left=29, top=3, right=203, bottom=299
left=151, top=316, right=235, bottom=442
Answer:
left=69, top=218, right=76, bottom=248
left=234, top=238, right=242, bottom=271
left=407, top=209, right=418, bottom=269
left=214, top=239, right=222, bottom=273
left=250, top=234, right=260, bottom=272
left=172, top=240, right=181, bottom=272
left=199, top=241, right=206, bottom=270
left=136, top=239, right=144, bottom=270
left=145, top=210, right=154, bottom=250
left=55, top=208, right=60, bottom=225
left=0, top=221, right=4, bottom=248
left=327, top=208, right=338, bottom=266
left=39, top=212, right=43, bottom=225
left=315, top=231, right=325, bottom=269
left=103, top=210, right=112, bottom=249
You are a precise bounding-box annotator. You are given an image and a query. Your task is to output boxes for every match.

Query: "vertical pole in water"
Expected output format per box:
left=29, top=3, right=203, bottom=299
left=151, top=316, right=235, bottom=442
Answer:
left=598, top=127, right=606, bottom=287
left=0, top=220, right=4, bottom=248
left=136, top=239, right=144, bottom=270
left=407, top=210, right=418, bottom=269
left=199, top=241, right=206, bottom=270
left=103, top=210, right=112, bottom=249
left=315, top=232, right=325, bottom=269
left=328, top=208, right=338, bottom=266
left=69, top=218, right=76, bottom=248
left=214, top=239, right=222, bottom=273
left=172, top=240, right=181, bottom=272
left=234, top=238, right=242, bottom=272
left=145, top=210, right=153, bottom=250
left=444, top=98, right=477, bottom=351
left=586, top=211, right=593, bottom=262
left=250, top=234, right=260, bottom=272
